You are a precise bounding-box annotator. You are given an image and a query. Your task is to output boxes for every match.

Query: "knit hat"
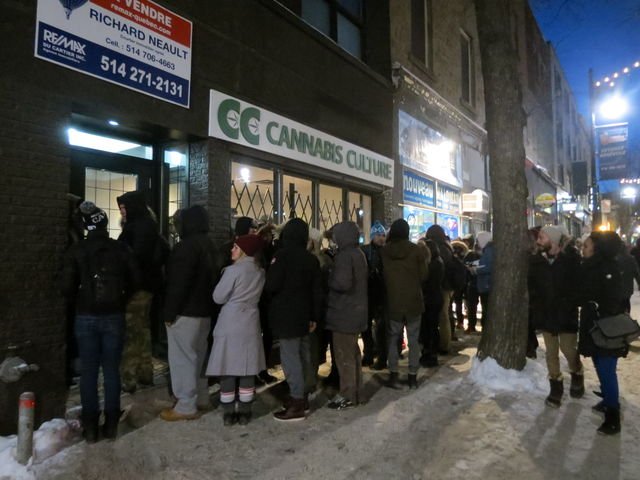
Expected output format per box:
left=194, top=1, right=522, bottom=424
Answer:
left=541, top=225, right=562, bottom=246
left=388, top=219, right=410, bottom=241
left=476, top=231, right=493, bottom=249
left=370, top=221, right=386, bottom=238
left=235, top=234, right=263, bottom=257
left=235, top=216, right=257, bottom=236
left=79, top=201, right=108, bottom=231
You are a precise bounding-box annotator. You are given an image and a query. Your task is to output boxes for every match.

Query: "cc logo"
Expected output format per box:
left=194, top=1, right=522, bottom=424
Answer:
left=217, top=99, right=261, bottom=146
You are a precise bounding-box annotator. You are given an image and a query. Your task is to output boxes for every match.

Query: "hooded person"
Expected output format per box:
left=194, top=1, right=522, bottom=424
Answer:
left=325, top=221, right=368, bottom=409
left=530, top=224, right=583, bottom=408
left=60, top=201, right=139, bottom=442
left=160, top=205, right=222, bottom=422
left=381, top=219, right=428, bottom=389
left=116, top=191, right=164, bottom=393
left=474, top=231, right=494, bottom=333
left=206, top=234, right=266, bottom=426
left=265, top=218, right=323, bottom=421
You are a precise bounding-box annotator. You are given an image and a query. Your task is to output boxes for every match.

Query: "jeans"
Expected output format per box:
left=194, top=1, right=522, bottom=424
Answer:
left=75, top=314, right=125, bottom=415
left=593, top=355, right=619, bottom=408
left=279, top=336, right=311, bottom=399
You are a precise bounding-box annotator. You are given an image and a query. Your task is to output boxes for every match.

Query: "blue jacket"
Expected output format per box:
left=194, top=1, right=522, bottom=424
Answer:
left=476, top=243, right=494, bottom=294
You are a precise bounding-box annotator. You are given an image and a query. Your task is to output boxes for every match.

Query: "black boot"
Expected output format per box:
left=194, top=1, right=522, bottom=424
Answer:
left=569, top=373, right=585, bottom=398
left=237, top=401, right=252, bottom=426
left=386, top=372, right=402, bottom=390
left=81, top=412, right=100, bottom=444
left=592, top=401, right=606, bottom=414
left=545, top=379, right=563, bottom=408
left=597, top=407, right=621, bottom=435
left=408, top=374, right=418, bottom=389
left=102, top=410, right=120, bottom=440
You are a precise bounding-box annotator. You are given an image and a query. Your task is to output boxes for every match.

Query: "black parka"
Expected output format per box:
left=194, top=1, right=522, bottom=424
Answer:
left=265, top=219, right=324, bottom=339
left=163, top=206, right=222, bottom=324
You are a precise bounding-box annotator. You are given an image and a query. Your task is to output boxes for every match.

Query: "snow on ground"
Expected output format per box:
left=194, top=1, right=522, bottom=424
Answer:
left=5, top=296, right=640, bottom=480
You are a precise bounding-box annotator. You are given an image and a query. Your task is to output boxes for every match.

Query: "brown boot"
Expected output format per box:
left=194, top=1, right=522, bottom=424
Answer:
left=273, top=398, right=306, bottom=422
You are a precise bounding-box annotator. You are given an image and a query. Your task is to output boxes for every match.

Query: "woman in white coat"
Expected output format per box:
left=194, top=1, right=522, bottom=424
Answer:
left=206, top=234, right=266, bottom=425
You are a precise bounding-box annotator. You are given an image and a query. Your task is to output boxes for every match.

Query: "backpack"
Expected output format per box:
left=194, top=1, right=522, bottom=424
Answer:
left=84, top=242, right=128, bottom=311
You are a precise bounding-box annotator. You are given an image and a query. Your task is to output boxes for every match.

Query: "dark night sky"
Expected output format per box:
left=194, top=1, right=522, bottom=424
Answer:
left=530, top=0, right=640, bottom=119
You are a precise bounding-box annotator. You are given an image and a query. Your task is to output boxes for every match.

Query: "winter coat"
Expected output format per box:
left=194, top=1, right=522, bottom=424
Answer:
left=577, top=254, right=626, bottom=358
left=527, top=248, right=581, bottom=334
left=325, top=222, right=368, bottom=334
left=616, top=251, right=640, bottom=300
left=464, top=250, right=481, bottom=293
left=163, top=206, right=222, bottom=324
left=206, top=256, right=266, bottom=376
left=116, top=191, right=163, bottom=293
left=425, top=226, right=454, bottom=291
left=476, top=243, right=494, bottom=294
left=60, top=229, right=139, bottom=315
left=381, top=239, right=428, bottom=317
left=423, top=255, right=444, bottom=310
left=265, top=219, right=324, bottom=339
left=361, top=242, right=385, bottom=310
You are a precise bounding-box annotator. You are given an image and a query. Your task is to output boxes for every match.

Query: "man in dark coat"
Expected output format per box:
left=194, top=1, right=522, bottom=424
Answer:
left=425, top=225, right=454, bottom=354
left=325, top=221, right=368, bottom=409
left=615, top=244, right=640, bottom=313
left=161, top=205, right=222, bottom=421
left=382, top=219, right=428, bottom=389
left=530, top=225, right=583, bottom=408
left=61, top=202, right=138, bottom=442
left=360, top=221, right=387, bottom=369
left=266, top=218, right=323, bottom=421
left=117, top=191, right=163, bottom=392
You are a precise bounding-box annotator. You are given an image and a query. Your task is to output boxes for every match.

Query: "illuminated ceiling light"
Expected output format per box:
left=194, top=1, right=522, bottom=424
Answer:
left=604, top=76, right=610, bottom=82
left=240, top=167, right=251, bottom=183
left=595, top=81, right=601, bottom=87
left=635, top=61, right=640, bottom=67
left=613, top=72, right=619, bottom=78
left=623, top=67, right=630, bottom=73
left=609, top=81, right=615, bottom=87
left=108, top=120, right=119, bottom=126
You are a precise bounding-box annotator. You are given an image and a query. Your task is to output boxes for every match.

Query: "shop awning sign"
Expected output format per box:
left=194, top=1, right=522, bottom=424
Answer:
left=209, top=89, right=394, bottom=187
left=535, top=192, right=556, bottom=208
left=35, top=0, right=192, bottom=107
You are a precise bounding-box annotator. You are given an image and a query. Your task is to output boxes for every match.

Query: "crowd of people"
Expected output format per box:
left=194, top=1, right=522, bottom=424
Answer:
left=61, top=196, right=639, bottom=443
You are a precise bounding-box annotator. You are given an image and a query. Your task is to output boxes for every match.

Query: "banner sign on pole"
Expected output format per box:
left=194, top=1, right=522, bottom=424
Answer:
left=35, top=0, right=192, bottom=108
left=597, top=125, right=628, bottom=180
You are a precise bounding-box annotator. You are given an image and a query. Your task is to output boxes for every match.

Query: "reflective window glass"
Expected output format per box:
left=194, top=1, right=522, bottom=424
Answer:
left=282, top=174, right=313, bottom=225
left=231, top=163, right=275, bottom=224
left=319, top=184, right=343, bottom=232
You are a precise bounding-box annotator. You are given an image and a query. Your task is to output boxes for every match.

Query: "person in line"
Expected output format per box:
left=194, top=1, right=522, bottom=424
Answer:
left=463, top=237, right=481, bottom=334
left=266, top=219, right=323, bottom=421
left=530, top=225, right=583, bottom=408
left=615, top=242, right=640, bottom=313
left=382, top=219, right=428, bottom=389
left=60, top=202, right=138, bottom=442
left=525, top=227, right=541, bottom=359
left=361, top=221, right=388, bottom=369
left=475, top=231, right=494, bottom=331
left=578, top=231, right=626, bottom=435
left=325, top=221, right=369, bottom=409
left=418, top=238, right=443, bottom=368
left=425, top=225, right=454, bottom=354
left=206, top=235, right=266, bottom=426
left=117, top=191, right=163, bottom=393
left=160, top=206, right=222, bottom=421
left=449, top=240, right=469, bottom=335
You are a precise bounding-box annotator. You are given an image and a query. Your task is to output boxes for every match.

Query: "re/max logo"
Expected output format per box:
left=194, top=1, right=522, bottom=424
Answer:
left=43, top=29, right=86, bottom=55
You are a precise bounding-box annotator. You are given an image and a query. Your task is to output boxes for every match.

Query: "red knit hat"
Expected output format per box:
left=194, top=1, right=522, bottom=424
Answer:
left=235, top=234, right=264, bottom=257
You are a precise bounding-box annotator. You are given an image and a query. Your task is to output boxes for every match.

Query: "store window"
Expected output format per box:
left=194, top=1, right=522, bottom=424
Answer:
left=231, top=162, right=275, bottom=224
left=348, top=191, right=371, bottom=244
left=164, top=146, right=188, bottom=218
left=84, top=167, right=137, bottom=239
left=301, top=0, right=363, bottom=58
left=319, top=183, right=343, bottom=232
left=282, top=174, right=314, bottom=224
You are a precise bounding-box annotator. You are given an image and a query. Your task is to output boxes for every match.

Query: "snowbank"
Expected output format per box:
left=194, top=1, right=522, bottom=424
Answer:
left=469, top=355, right=548, bottom=396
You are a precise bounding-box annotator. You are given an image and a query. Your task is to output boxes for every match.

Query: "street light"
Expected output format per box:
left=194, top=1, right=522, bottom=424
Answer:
left=598, top=95, right=629, bottom=121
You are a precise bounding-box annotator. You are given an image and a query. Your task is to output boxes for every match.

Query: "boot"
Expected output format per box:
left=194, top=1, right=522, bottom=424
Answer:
left=386, top=372, right=402, bottom=390
left=597, top=407, right=621, bottom=435
left=408, top=374, right=418, bottom=390
left=283, top=394, right=310, bottom=413
left=222, top=402, right=237, bottom=426
left=273, top=398, right=306, bottom=422
left=592, top=401, right=606, bottom=414
left=372, top=358, right=387, bottom=371
left=237, top=401, right=252, bottom=426
left=81, top=412, right=99, bottom=444
left=102, top=410, right=120, bottom=440
left=569, top=373, right=585, bottom=398
left=545, top=379, right=563, bottom=408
